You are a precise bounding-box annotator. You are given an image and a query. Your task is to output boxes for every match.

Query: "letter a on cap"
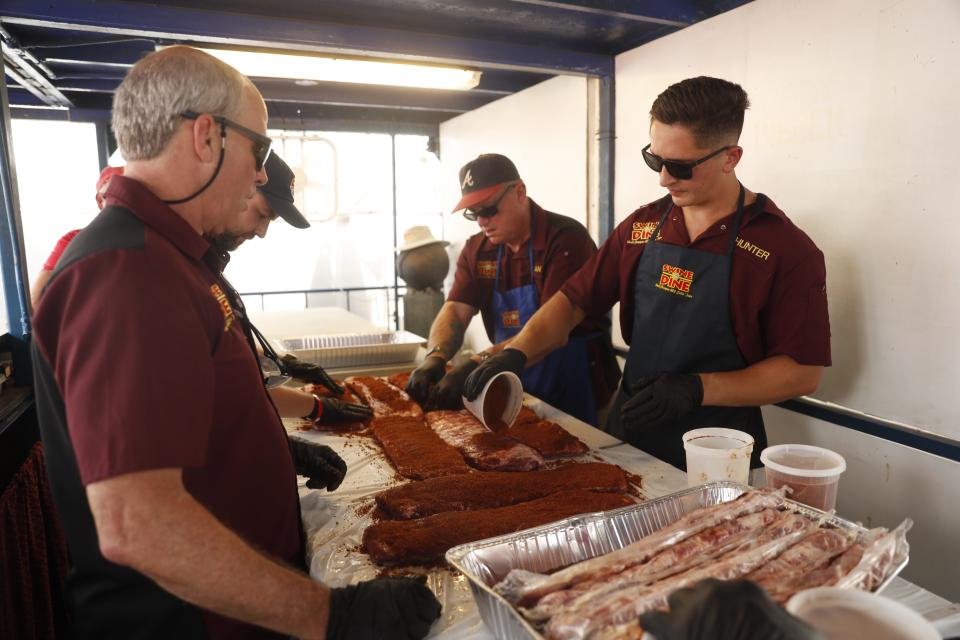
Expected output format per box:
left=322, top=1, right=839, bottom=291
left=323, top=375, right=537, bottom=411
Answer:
left=461, top=170, right=474, bottom=190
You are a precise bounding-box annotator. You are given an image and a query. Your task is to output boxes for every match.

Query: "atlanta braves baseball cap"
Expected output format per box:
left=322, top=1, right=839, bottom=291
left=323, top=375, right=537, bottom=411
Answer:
left=259, top=153, right=310, bottom=229
left=452, top=153, right=521, bottom=212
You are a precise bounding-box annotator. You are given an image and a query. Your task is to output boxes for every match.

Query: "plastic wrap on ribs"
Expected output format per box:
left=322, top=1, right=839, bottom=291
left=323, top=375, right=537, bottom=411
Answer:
left=425, top=410, right=544, bottom=471
left=368, top=415, right=471, bottom=480
left=347, top=375, right=423, bottom=418
left=363, top=489, right=635, bottom=566
left=375, top=462, right=630, bottom=519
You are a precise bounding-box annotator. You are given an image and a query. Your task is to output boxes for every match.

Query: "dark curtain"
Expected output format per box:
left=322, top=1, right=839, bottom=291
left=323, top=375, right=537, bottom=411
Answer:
left=0, top=441, right=70, bottom=639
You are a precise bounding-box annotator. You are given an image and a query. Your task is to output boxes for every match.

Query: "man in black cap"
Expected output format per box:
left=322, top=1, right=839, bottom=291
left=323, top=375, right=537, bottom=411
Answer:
left=406, top=153, right=620, bottom=425
left=212, top=152, right=372, bottom=427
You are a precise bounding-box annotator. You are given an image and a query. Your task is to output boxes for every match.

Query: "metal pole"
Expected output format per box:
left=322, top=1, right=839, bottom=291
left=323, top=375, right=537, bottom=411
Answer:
left=0, top=53, right=35, bottom=379
left=597, top=74, right=615, bottom=243
left=390, top=133, right=400, bottom=331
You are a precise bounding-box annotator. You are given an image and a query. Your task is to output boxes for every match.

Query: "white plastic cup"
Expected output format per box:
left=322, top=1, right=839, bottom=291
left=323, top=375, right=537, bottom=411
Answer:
left=786, top=587, right=940, bottom=640
left=683, top=428, right=754, bottom=487
left=462, top=371, right=523, bottom=431
left=760, top=444, right=846, bottom=511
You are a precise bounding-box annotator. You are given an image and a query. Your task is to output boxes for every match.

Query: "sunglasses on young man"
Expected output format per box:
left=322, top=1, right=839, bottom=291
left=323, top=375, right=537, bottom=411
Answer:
left=463, top=182, right=519, bottom=221
left=641, top=144, right=733, bottom=180
left=180, top=111, right=273, bottom=171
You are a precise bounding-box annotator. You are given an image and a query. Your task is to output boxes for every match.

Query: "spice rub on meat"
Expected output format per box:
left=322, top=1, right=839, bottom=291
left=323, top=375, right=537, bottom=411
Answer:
left=363, top=489, right=635, bottom=566
left=347, top=375, right=423, bottom=419
left=375, top=462, right=631, bottom=520
left=425, top=410, right=544, bottom=471
left=368, top=415, right=471, bottom=480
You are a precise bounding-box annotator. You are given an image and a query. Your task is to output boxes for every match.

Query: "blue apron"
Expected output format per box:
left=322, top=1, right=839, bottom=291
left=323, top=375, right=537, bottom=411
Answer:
left=492, top=214, right=598, bottom=425
left=605, top=186, right=767, bottom=470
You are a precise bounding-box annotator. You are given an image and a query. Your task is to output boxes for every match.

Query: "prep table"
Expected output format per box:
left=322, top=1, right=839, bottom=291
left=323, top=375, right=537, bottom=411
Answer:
left=288, top=395, right=960, bottom=638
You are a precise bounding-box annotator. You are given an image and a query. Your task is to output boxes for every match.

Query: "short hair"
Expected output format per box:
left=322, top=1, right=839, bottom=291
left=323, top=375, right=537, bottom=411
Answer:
left=112, top=46, right=251, bottom=161
left=650, top=76, right=750, bottom=148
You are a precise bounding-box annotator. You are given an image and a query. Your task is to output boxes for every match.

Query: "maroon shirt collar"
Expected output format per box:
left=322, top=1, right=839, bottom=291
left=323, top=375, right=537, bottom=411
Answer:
left=103, top=175, right=215, bottom=264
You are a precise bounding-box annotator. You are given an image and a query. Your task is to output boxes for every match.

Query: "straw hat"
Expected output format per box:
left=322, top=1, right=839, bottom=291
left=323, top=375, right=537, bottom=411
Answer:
left=396, top=226, right=450, bottom=252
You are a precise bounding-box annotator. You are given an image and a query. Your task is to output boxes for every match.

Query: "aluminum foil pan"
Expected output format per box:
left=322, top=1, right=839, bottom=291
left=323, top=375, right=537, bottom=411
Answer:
left=446, top=481, right=910, bottom=640
left=279, top=330, right=424, bottom=368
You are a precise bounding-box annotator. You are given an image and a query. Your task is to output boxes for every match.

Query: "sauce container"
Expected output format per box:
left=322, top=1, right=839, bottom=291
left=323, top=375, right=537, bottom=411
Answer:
left=682, top=428, right=754, bottom=487
left=760, top=444, right=846, bottom=511
left=462, top=371, right=522, bottom=431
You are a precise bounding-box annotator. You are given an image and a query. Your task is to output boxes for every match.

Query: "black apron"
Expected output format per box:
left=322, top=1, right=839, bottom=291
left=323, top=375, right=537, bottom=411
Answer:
left=605, top=186, right=767, bottom=470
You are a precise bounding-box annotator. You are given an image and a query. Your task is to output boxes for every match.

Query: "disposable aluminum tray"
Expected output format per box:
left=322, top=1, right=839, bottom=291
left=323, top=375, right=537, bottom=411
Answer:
left=279, top=331, right=424, bottom=368
left=446, top=481, right=909, bottom=640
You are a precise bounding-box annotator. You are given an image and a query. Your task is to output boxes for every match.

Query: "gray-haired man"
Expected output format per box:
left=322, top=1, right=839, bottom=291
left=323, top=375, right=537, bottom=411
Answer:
left=32, top=45, right=439, bottom=640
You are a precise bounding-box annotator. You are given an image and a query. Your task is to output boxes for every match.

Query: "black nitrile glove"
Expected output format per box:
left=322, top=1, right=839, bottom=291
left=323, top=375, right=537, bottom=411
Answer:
left=319, top=397, right=373, bottom=424
left=639, top=579, right=821, bottom=640
left=463, top=348, right=527, bottom=401
left=327, top=576, right=442, bottom=640
left=620, top=372, right=703, bottom=434
left=432, top=359, right=479, bottom=409
left=289, top=438, right=348, bottom=491
left=280, top=354, right=344, bottom=395
left=405, top=356, right=447, bottom=403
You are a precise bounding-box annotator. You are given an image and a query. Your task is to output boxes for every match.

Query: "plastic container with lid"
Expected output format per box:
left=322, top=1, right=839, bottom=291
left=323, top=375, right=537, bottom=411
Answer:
left=682, top=428, right=754, bottom=487
left=760, top=444, right=846, bottom=511
left=786, top=587, right=939, bottom=640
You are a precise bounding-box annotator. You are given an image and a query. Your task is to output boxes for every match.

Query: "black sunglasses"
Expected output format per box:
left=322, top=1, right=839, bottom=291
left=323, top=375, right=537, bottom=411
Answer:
left=463, top=182, right=518, bottom=222
left=181, top=111, right=273, bottom=171
left=642, top=144, right=733, bottom=180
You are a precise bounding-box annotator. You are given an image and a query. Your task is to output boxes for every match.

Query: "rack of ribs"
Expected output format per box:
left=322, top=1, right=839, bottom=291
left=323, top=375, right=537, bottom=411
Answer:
left=425, top=410, right=544, bottom=471
left=362, top=489, right=635, bottom=566
left=374, top=462, right=630, bottom=520
left=347, top=376, right=423, bottom=418
left=367, top=415, right=471, bottom=480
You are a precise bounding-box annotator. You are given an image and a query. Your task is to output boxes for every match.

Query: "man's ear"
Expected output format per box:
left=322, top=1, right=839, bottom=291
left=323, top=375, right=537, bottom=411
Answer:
left=515, top=180, right=527, bottom=200
left=189, top=115, right=219, bottom=164
left=722, top=146, right=743, bottom=174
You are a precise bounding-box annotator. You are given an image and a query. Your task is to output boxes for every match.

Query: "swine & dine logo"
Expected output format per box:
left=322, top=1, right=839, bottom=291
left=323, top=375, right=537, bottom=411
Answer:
left=655, top=263, right=694, bottom=298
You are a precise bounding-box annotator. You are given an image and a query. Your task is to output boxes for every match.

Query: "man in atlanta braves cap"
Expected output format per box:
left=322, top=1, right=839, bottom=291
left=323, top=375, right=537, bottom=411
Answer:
left=406, top=153, right=620, bottom=426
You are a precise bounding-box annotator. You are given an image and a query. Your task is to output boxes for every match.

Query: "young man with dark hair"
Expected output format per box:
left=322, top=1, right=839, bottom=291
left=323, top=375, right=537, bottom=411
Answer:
left=465, top=76, right=831, bottom=470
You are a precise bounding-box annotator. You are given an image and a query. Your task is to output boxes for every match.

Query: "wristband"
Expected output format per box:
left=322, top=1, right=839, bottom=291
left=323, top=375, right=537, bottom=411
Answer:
left=303, top=395, right=322, bottom=421
left=425, top=346, right=449, bottom=362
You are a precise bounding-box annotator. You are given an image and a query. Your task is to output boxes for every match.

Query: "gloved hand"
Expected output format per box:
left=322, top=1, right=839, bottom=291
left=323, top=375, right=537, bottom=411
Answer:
left=318, top=397, right=373, bottom=424
left=639, top=579, right=821, bottom=640
left=463, top=348, right=527, bottom=401
left=288, top=437, right=348, bottom=491
left=432, top=359, right=479, bottom=409
left=280, top=354, right=344, bottom=395
left=327, top=576, right=442, bottom=640
left=405, top=355, right=447, bottom=403
left=620, top=372, right=703, bottom=434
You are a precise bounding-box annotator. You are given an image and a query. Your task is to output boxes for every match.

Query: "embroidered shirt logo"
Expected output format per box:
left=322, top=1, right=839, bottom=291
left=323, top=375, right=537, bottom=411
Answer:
left=209, top=284, right=234, bottom=331
left=735, top=236, right=771, bottom=261
left=627, top=221, right=659, bottom=245
left=655, top=264, right=694, bottom=299
left=478, top=260, right=496, bottom=278
left=534, top=264, right=542, bottom=273
left=461, top=170, right=474, bottom=190
left=502, top=310, right=521, bottom=328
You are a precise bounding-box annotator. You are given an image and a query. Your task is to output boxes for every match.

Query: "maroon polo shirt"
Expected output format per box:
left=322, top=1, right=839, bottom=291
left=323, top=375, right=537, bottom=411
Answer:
left=562, top=194, right=831, bottom=366
left=31, top=176, right=302, bottom=639
left=448, top=199, right=606, bottom=340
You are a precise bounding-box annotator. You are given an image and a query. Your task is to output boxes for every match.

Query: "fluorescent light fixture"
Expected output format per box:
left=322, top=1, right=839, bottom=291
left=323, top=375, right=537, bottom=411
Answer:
left=195, top=48, right=481, bottom=91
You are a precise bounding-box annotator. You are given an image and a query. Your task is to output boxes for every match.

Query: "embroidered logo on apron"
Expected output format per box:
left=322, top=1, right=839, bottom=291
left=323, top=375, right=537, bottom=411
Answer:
left=627, top=221, right=658, bottom=245
left=209, top=284, right=235, bottom=331
left=655, top=263, right=695, bottom=299
left=478, top=261, right=496, bottom=278
left=501, top=309, right=521, bottom=328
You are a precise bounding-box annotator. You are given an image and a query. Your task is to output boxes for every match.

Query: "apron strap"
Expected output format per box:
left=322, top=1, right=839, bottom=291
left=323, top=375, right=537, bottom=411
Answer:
left=493, top=207, right=538, bottom=300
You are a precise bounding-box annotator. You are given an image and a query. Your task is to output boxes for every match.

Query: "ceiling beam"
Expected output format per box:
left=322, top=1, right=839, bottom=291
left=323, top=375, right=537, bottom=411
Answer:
left=505, top=0, right=690, bottom=27
left=1, top=27, right=72, bottom=107
left=254, top=79, right=497, bottom=113
left=1, top=0, right=614, bottom=76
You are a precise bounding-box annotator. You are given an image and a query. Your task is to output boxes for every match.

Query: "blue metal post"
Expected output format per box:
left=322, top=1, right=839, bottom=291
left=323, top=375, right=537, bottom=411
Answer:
left=0, top=54, right=35, bottom=379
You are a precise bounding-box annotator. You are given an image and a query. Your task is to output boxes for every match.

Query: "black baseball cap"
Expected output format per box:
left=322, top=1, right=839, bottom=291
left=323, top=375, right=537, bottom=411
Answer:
left=452, top=153, right=521, bottom=212
left=259, top=153, right=310, bottom=229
